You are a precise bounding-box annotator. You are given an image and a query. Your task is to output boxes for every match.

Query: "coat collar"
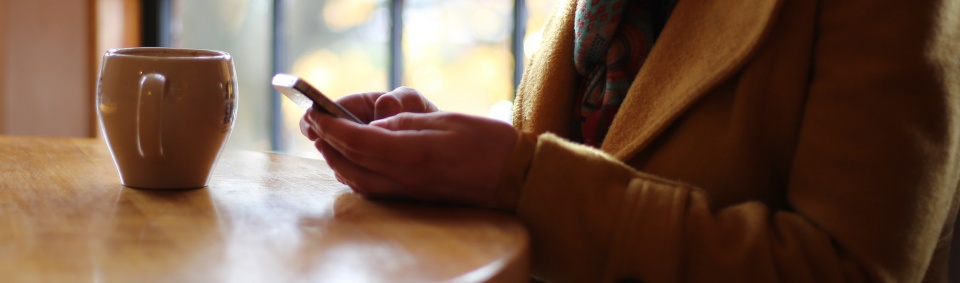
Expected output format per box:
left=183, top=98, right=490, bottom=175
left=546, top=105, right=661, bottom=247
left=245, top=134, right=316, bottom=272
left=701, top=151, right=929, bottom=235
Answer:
left=600, top=0, right=784, bottom=160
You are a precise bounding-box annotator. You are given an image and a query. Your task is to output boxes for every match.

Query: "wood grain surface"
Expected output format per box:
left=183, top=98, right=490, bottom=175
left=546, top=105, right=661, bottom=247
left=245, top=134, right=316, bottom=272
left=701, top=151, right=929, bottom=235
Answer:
left=0, top=136, right=529, bottom=282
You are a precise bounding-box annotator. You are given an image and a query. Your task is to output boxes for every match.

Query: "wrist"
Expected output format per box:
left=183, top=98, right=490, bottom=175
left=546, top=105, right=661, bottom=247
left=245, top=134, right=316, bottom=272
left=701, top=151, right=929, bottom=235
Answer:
left=493, top=131, right=538, bottom=212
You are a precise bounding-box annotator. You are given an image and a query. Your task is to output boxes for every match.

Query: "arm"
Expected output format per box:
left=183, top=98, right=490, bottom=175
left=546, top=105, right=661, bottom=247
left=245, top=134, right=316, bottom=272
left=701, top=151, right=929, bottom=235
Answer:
left=502, top=0, right=960, bottom=282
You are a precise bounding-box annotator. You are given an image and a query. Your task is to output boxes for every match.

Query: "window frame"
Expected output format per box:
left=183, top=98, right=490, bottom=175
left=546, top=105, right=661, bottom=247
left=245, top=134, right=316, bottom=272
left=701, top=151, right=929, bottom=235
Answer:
left=142, top=0, right=529, bottom=152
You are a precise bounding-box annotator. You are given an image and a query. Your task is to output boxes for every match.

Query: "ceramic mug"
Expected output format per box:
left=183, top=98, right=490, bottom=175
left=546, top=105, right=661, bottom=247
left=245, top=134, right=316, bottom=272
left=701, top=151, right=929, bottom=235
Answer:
left=97, top=47, right=238, bottom=189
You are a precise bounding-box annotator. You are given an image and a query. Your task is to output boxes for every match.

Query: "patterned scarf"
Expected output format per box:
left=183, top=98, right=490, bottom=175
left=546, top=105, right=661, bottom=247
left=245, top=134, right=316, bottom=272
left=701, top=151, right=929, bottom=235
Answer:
left=573, top=0, right=676, bottom=147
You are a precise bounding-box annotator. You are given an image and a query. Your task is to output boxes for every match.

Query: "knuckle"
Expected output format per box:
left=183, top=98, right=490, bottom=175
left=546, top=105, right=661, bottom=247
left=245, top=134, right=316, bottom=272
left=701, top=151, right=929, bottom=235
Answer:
left=393, top=86, right=420, bottom=95
left=389, top=112, right=417, bottom=128
left=398, top=94, right=424, bottom=108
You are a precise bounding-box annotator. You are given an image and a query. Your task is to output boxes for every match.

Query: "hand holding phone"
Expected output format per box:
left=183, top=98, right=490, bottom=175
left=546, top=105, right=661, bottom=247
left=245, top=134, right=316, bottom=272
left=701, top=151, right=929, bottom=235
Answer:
left=272, top=73, right=364, bottom=124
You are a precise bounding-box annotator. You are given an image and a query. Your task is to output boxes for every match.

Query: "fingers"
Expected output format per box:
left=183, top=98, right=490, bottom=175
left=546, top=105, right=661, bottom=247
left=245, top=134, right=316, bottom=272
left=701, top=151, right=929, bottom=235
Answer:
left=374, top=87, right=439, bottom=119
left=317, top=140, right=411, bottom=198
left=310, top=111, right=516, bottom=207
left=370, top=111, right=454, bottom=131
left=373, top=93, right=403, bottom=120
left=322, top=88, right=437, bottom=123
left=300, top=109, right=321, bottom=141
left=309, top=113, right=456, bottom=192
left=318, top=140, right=386, bottom=193
left=311, top=113, right=432, bottom=165
left=334, top=91, right=386, bottom=123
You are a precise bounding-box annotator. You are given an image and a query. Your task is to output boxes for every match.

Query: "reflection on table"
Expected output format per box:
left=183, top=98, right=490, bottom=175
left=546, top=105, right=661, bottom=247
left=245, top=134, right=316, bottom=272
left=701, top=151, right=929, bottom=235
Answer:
left=0, top=136, right=529, bottom=282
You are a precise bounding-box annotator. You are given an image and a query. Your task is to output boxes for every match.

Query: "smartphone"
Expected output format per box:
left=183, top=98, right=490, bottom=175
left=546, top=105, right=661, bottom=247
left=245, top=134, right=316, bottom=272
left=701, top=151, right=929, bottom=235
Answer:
left=272, top=73, right=364, bottom=124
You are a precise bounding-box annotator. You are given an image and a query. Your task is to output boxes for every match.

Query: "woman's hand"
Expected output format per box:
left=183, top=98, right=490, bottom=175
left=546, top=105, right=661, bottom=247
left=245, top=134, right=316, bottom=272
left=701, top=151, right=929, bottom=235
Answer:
left=305, top=110, right=518, bottom=207
left=300, top=87, right=438, bottom=141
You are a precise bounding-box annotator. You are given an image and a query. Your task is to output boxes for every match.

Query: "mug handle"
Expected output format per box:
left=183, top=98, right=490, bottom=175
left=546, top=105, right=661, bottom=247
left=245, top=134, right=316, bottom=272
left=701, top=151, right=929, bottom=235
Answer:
left=137, top=73, right=165, bottom=159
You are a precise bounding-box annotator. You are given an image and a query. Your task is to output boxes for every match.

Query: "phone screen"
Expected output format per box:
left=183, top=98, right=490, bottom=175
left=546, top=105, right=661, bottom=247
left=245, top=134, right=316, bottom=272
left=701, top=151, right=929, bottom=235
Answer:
left=272, top=74, right=364, bottom=124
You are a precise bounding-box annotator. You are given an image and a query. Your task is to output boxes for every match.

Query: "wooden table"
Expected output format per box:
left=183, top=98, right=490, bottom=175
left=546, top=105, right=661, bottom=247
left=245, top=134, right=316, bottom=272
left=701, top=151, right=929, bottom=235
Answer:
left=0, top=136, right=529, bottom=282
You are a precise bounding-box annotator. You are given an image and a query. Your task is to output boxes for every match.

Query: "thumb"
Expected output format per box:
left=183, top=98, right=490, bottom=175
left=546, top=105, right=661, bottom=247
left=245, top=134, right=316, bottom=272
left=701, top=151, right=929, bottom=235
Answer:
left=373, top=93, right=403, bottom=120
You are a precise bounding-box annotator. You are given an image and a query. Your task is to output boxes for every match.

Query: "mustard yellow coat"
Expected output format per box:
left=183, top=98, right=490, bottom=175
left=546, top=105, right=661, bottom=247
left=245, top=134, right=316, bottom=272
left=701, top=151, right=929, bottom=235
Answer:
left=496, top=0, right=960, bottom=282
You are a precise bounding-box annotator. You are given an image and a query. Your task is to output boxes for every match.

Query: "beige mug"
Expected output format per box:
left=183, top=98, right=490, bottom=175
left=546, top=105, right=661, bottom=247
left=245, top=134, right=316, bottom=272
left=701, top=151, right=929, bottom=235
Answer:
left=97, top=48, right=238, bottom=189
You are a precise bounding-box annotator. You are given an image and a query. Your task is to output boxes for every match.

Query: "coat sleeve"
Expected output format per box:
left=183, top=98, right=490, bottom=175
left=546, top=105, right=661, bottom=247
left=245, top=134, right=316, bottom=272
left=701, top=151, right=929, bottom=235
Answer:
left=498, top=0, right=960, bottom=282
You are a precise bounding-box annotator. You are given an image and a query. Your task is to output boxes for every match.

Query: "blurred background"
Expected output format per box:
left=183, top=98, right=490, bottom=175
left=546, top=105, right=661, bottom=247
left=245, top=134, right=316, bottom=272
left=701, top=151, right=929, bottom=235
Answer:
left=0, top=0, right=558, bottom=158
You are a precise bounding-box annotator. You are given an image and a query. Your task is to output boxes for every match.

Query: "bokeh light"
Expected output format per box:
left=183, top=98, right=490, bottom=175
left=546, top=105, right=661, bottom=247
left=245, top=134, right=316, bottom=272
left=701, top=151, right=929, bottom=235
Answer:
left=174, top=0, right=559, bottom=158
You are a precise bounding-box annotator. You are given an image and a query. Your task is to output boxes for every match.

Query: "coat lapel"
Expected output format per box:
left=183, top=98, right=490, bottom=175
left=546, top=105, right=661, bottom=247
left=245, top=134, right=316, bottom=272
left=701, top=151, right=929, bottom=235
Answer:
left=600, top=0, right=784, bottom=160
left=513, top=0, right=580, bottom=138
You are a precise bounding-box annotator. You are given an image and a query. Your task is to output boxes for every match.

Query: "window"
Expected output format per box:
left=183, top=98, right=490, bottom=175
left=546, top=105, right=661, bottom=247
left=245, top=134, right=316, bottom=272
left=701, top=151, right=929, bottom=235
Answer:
left=155, top=0, right=558, bottom=158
